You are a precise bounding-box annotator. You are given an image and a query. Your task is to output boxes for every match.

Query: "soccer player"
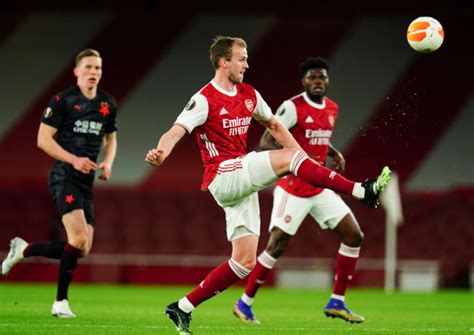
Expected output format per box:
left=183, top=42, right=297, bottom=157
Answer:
left=233, top=57, right=368, bottom=325
left=1, top=49, right=118, bottom=318
left=145, top=36, right=390, bottom=334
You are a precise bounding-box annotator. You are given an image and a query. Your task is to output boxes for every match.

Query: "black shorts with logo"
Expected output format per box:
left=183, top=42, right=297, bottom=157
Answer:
left=48, top=162, right=95, bottom=226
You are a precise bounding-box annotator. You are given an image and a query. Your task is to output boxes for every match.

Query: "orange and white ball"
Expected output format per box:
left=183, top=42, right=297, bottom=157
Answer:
left=406, top=17, right=444, bottom=53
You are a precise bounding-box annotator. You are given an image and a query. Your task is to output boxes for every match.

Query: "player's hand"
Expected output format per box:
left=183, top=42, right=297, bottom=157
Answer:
left=72, top=156, right=97, bottom=174
left=332, top=152, right=346, bottom=173
left=98, top=162, right=112, bottom=181
left=145, top=148, right=165, bottom=167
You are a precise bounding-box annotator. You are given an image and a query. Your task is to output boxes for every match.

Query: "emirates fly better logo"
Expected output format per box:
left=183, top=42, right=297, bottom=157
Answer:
left=222, top=116, right=251, bottom=136
left=305, top=129, right=332, bottom=145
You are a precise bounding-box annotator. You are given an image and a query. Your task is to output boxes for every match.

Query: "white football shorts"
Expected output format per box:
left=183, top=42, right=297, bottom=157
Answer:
left=208, top=151, right=278, bottom=241
left=269, top=186, right=352, bottom=235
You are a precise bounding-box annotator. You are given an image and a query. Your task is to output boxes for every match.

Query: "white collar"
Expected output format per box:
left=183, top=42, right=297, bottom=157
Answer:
left=303, top=92, right=326, bottom=109
left=210, top=80, right=237, bottom=96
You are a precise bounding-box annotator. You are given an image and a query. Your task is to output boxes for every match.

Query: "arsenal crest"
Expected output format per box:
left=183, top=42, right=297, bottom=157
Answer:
left=244, top=99, right=254, bottom=112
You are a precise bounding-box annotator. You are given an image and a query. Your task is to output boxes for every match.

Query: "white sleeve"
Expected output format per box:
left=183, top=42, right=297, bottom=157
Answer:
left=174, top=93, right=208, bottom=133
left=252, top=89, right=273, bottom=122
left=274, top=100, right=297, bottom=129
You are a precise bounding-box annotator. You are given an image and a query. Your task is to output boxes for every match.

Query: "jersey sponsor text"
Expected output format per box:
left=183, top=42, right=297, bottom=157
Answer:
left=305, top=128, right=332, bottom=145
left=73, top=120, right=103, bottom=135
left=222, top=116, right=252, bottom=136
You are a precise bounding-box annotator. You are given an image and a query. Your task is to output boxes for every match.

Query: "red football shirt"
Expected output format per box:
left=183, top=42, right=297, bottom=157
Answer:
left=175, top=80, right=272, bottom=190
left=275, top=92, right=339, bottom=197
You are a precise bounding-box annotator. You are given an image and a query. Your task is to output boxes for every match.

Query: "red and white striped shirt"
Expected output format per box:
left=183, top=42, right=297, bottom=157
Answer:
left=175, top=80, right=272, bottom=190
left=275, top=92, right=339, bottom=197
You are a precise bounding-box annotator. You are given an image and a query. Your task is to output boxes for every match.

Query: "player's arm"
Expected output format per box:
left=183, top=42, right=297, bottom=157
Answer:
left=258, top=129, right=282, bottom=151
left=258, top=100, right=295, bottom=151
left=37, top=123, right=97, bottom=174
left=98, top=131, right=117, bottom=181
left=259, top=116, right=304, bottom=152
left=328, top=142, right=345, bottom=173
left=145, top=124, right=187, bottom=167
left=254, top=93, right=303, bottom=152
left=146, top=94, right=206, bottom=167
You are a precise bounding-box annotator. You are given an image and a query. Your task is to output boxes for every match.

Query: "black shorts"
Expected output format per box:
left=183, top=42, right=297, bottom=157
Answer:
left=48, top=162, right=95, bottom=226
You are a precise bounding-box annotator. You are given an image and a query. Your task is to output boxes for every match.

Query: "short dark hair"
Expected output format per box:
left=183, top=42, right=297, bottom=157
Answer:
left=299, top=57, right=329, bottom=77
left=209, top=36, right=247, bottom=70
left=75, top=48, right=101, bottom=66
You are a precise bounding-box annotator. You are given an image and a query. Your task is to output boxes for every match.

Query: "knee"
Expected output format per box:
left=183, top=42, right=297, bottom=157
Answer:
left=283, top=149, right=302, bottom=168
left=239, top=257, right=256, bottom=270
left=81, top=245, right=92, bottom=257
left=355, top=230, right=364, bottom=246
left=68, top=233, right=90, bottom=256
left=267, top=238, right=289, bottom=258
left=267, top=229, right=291, bottom=258
left=344, top=230, right=364, bottom=247
left=270, top=148, right=302, bottom=176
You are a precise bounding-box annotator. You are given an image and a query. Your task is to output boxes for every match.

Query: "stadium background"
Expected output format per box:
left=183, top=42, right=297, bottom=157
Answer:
left=0, top=1, right=472, bottom=289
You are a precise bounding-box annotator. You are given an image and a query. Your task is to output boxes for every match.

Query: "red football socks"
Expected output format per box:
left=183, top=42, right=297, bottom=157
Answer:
left=332, top=244, right=360, bottom=296
left=291, top=152, right=355, bottom=195
left=186, top=259, right=250, bottom=307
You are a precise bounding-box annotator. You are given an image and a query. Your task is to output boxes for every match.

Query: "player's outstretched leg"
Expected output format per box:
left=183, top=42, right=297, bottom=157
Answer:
left=324, top=298, right=365, bottom=323
left=2, top=237, right=28, bottom=276
left=51, top=299, right=76, bottom=318
left=233, top=298, right=260, bottom=324
left=165, top=302, right=193, bottom=335
left=360, top=166, right=391, bottom=208
left=290, top=152, right=391, bottom=208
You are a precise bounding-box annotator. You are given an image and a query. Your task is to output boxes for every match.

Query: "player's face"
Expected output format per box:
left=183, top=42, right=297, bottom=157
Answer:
left=227, top=45, right=249, bottom=84
left=75, top=56, right=102, bottom=91
left=303, top=68, right=329, bottom=100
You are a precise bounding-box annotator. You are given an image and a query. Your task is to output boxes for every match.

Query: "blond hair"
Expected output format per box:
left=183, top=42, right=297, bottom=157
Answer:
left=75, top=48, right=101, bottom=66
left=209, top=36, right=247, bottom=70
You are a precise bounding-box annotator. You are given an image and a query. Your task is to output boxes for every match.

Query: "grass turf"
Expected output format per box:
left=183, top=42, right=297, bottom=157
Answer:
left=0, top=283, right=472, bottom=334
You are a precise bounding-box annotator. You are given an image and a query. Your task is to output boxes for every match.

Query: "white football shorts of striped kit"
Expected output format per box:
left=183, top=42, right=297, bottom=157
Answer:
left=208, top=151, right=278, bottom=241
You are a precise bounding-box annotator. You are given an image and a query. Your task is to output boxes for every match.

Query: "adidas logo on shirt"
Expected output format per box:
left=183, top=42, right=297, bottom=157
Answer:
left=305, top=116, right=314, bottom=123
left=219, top=108, right=229, bottom=115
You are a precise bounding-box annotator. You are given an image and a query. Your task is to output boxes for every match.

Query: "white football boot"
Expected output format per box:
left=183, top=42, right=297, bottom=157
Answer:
left=51, top=299, right=76, bottom=318
left=2, top=237, right=28, bottom=276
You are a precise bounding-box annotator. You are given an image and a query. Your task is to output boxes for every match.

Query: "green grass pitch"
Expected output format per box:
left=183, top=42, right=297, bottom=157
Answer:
left=0, top=283, right=472, bottom=334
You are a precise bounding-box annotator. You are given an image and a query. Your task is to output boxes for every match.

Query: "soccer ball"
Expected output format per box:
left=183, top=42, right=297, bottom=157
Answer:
left=406, top=17, right=444, bottom=53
